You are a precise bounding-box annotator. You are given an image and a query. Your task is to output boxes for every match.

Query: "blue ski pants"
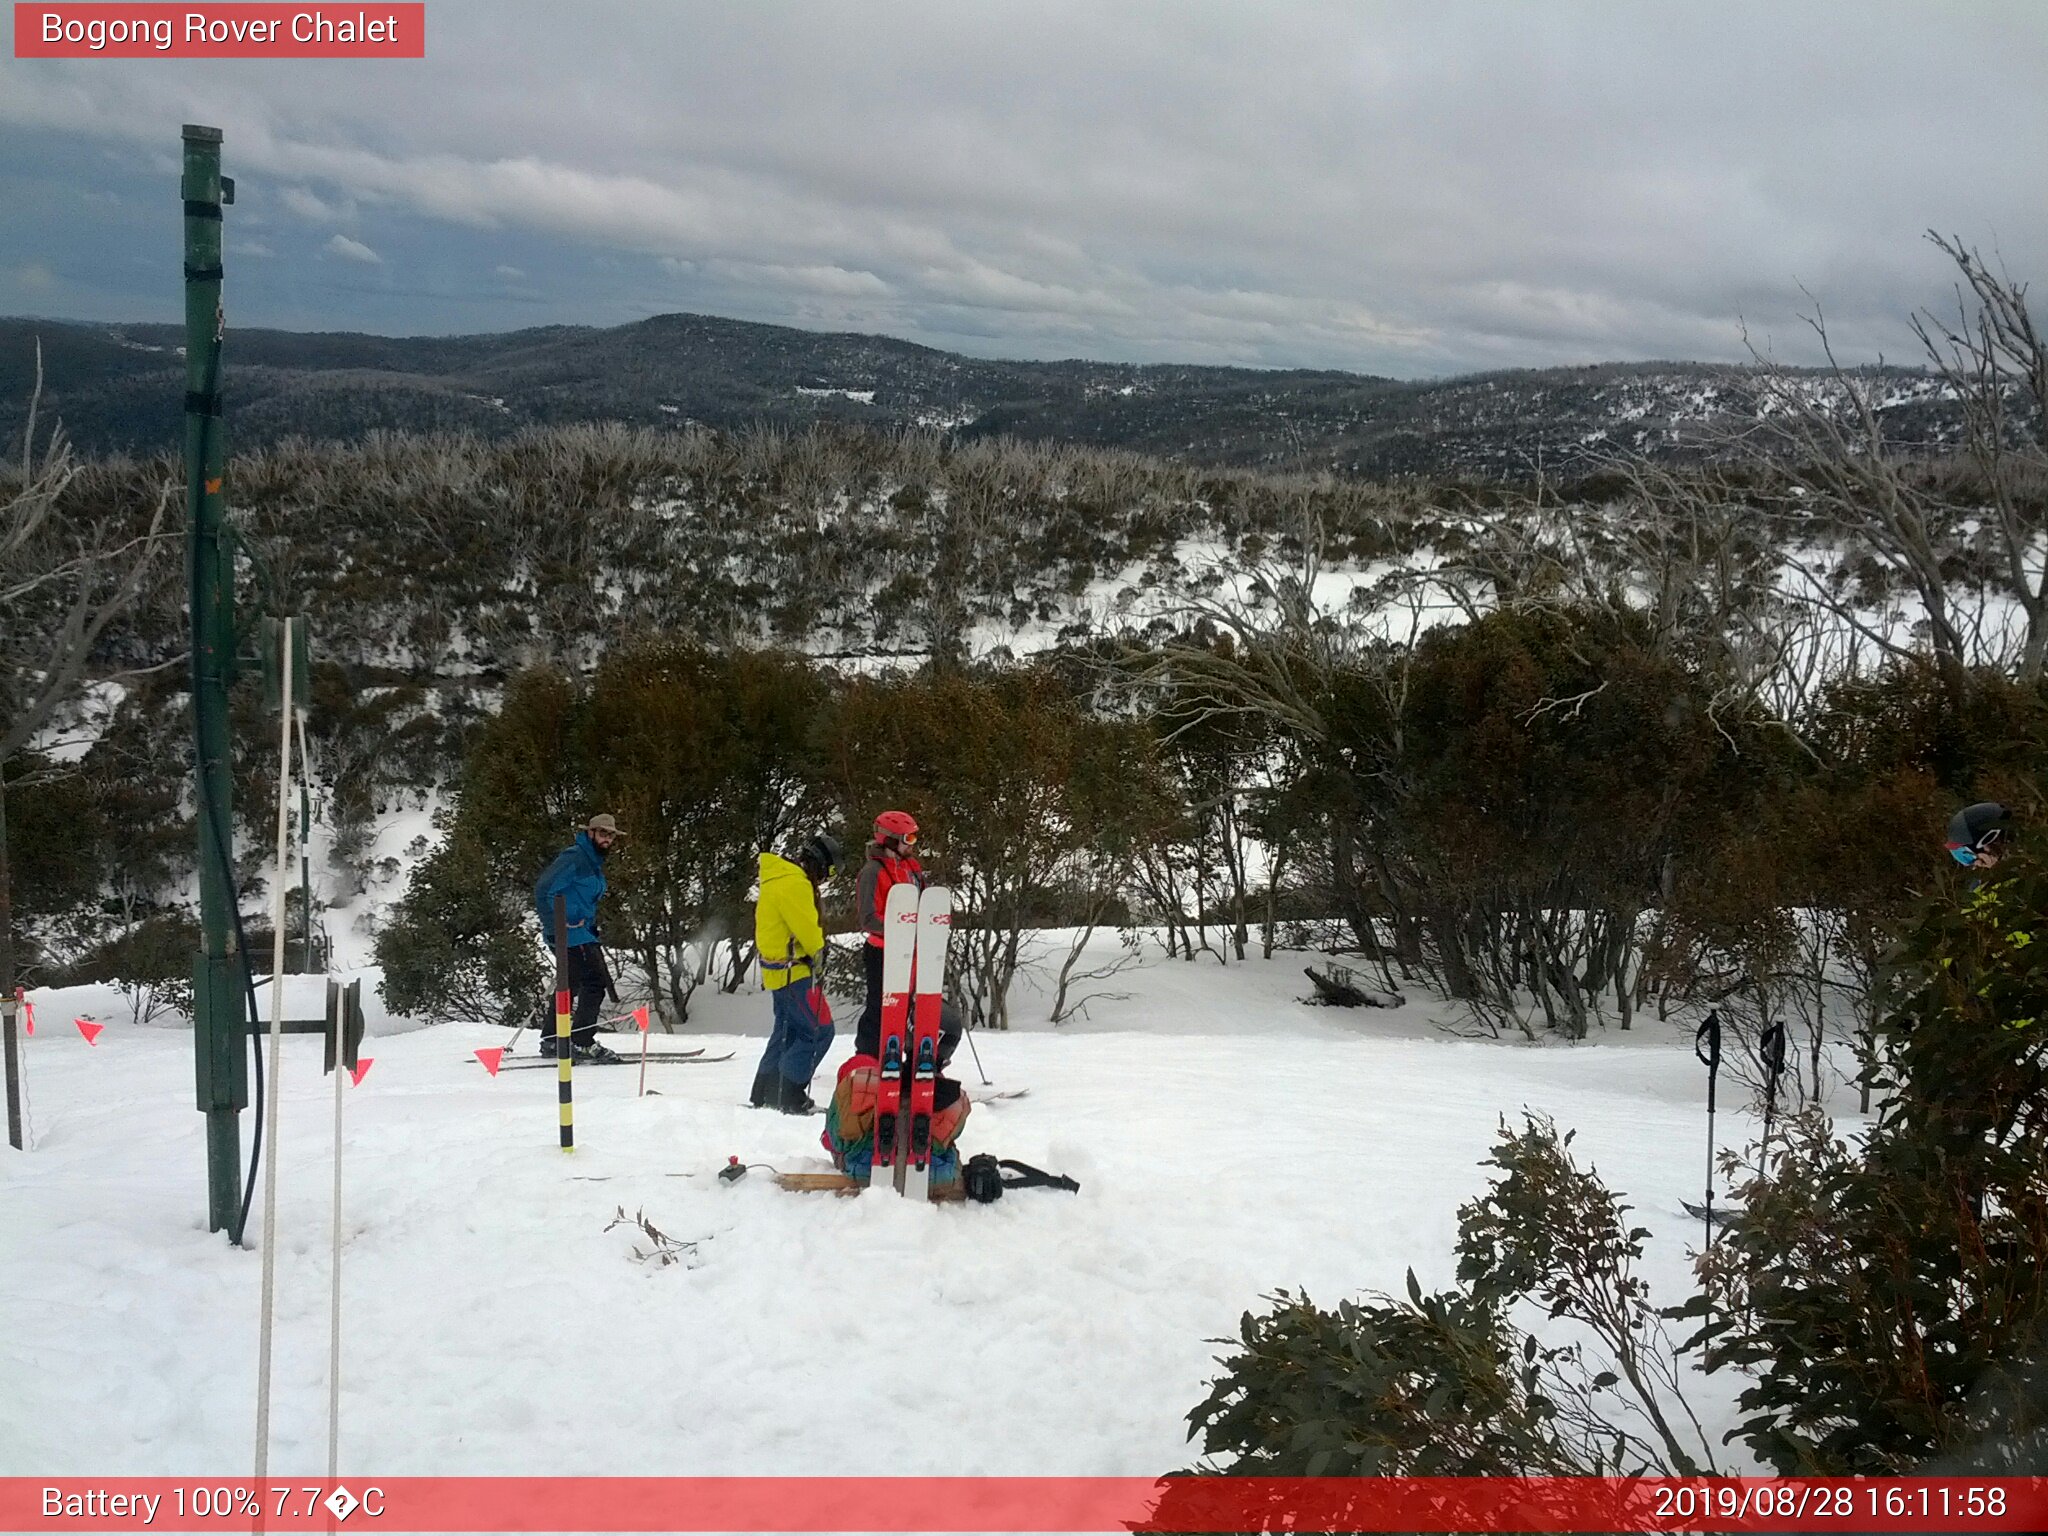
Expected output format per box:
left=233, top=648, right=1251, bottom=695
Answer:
left=757, top=977, right=834, bottom=1087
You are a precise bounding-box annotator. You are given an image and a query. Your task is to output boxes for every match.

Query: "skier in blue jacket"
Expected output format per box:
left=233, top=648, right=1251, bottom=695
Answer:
left=532, top=813, right=624, bottom=1061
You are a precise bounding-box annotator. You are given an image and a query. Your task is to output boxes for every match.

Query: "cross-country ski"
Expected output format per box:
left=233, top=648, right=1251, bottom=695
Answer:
left=493, top=1050, right=735, bottom=1070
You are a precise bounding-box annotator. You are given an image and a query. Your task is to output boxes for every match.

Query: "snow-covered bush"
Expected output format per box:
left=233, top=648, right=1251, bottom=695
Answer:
left=1180, top=1114, right=1716, bottom=1481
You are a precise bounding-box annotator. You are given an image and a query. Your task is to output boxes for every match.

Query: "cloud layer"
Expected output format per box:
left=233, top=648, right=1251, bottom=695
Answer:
left=2, top=0, right=2043, bottom=375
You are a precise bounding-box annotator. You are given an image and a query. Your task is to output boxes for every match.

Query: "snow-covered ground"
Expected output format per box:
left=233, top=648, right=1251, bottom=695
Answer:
left=0, top=941, right=1838, bottom=1478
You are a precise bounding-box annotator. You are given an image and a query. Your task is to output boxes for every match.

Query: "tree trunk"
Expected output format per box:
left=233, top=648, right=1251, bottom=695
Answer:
left=1430, top=908, right=1478, bottom=1000
left=1049, top=913, right=1100, bottom=1023
left=1, top=771, right=21, bottom=1149
left=1809, top=922, right=1829, bottom=1102
left=1220, top=798, right=1249, bottom=961
left=654, top=930, right=694, bottom=1024
left=996, top=921, right=1022, bottom=1031
left=721, top=937, right=755, bottom=995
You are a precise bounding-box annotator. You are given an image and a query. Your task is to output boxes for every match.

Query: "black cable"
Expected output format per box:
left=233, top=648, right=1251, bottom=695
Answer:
left=185, top=318, right=269, bottom=1249
left=216, top=798, right=266, bottom=1247
left=718, top=1159, right=788, bottom=1182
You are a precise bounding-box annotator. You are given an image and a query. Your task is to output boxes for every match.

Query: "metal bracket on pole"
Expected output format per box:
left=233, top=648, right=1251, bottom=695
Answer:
left=323, top=979, right=363, bottom=1076
left=258, top=614, right=311, bottom=714
left=2, top=989, right=21, bottom=1152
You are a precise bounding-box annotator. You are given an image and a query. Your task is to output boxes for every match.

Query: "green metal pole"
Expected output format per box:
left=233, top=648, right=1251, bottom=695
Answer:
left=183, top=124, right=245, bottom=1235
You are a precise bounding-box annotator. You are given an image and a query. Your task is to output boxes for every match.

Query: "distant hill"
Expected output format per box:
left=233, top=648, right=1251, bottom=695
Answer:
left=0, top=310, right=1954, bottom=477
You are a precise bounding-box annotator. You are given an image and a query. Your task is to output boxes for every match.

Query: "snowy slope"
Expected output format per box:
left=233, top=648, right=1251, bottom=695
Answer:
left=0, top=944, right=1827, bottom=1478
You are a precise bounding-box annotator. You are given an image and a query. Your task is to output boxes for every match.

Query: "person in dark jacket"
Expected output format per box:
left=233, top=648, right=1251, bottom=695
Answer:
left=532, top=813, right=624, bottom=1061
left=1946, top=801, right=2012, bottom=870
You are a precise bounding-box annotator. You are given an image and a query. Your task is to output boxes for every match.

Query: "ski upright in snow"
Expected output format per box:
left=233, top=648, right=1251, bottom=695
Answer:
left=872, top=882, right=921, bottom=1192
left=901, top=884, right=953, bottom=1201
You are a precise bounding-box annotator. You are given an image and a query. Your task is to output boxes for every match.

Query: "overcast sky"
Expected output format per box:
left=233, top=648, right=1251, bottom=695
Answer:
left=2, top=1, right=2043, bottom=377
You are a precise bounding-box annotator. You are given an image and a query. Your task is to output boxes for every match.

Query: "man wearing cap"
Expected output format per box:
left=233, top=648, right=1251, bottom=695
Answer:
left=750, top=831, right=844, bottom=1113
left=532, top=813, right=625, bottom=1062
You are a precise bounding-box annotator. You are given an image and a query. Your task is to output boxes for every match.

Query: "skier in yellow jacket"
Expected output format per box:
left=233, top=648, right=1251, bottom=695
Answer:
left=750, top=832, right=844, bottom=1113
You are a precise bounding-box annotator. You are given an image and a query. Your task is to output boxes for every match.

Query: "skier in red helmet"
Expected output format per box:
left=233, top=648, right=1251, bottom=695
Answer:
left=855, top=811, right=925, bottom=1055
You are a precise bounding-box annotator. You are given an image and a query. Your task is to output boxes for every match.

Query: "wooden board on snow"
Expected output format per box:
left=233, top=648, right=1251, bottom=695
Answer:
left=774, top=1171, right=963, bottom=1202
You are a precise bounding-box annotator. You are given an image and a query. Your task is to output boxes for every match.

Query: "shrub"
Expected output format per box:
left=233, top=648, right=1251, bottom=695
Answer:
left=1687, top=852, right=2048, bottom=1473
left=1181, top=1115, right=1716, bottom=1482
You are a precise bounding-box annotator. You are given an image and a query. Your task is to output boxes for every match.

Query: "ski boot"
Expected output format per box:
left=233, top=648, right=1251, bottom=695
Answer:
left=778, top=1079, right=819, bottom=1115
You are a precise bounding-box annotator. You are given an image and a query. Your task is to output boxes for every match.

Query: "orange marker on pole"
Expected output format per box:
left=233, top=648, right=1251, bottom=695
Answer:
left=554, top=893, right=573, bottom=1152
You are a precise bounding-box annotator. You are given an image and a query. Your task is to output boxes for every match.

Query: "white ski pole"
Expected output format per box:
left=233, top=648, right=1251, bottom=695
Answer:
left=254, top=617, right=295, bottom=1483
left=328, top=983, right=344, bottom=1480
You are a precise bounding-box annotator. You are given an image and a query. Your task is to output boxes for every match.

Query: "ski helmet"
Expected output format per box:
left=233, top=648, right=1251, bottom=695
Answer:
left=874, top=810, right=919, bottom=845
left=799, top=832, right=844, bottom=879
left=1946, top=801, right=2012, bottom=865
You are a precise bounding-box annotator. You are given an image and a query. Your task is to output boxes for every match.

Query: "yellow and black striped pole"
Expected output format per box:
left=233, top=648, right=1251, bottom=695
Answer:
left=553, top=894, right=573, bottom=1152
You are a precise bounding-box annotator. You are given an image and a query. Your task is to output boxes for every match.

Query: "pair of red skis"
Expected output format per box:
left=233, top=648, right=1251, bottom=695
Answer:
left=873, top=881, right=952, bottom=1201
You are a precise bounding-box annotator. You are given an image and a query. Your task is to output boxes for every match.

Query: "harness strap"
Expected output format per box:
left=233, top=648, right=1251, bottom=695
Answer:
left=763, top=937, right=811, bottom=973
left=998, top=1158, right=1080, bottom=1193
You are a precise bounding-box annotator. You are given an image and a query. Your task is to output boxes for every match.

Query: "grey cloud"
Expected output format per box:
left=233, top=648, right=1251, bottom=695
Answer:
left=282, top=187, right=349, bottom=223
left=325, top=234, right=382, bottom=264
left=0, top=0, right=2041, bottom=373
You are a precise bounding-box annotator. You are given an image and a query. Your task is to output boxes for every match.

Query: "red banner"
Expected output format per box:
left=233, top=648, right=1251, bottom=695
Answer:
left=14, top=5, right=425, bottom=59
left=4, top=1477, right=2046, bottom=1532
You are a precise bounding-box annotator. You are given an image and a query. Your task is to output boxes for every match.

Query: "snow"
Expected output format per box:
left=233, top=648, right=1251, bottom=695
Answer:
left=307, top=796, right=446, bottom=974
left=0, top=938, right=1817, bottom=1477
left=26, top=680, right=127, bottom=764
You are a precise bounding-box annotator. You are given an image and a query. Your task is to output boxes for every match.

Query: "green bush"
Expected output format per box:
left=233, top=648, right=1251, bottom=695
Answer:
left=1688, top=851, right=2048, bottom=1473
left=61, top=912, right=198, bottom=1025
left=1182, top=1115, right=1716, bottom=1481
left=374, top=823, right=544, bottom=1028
